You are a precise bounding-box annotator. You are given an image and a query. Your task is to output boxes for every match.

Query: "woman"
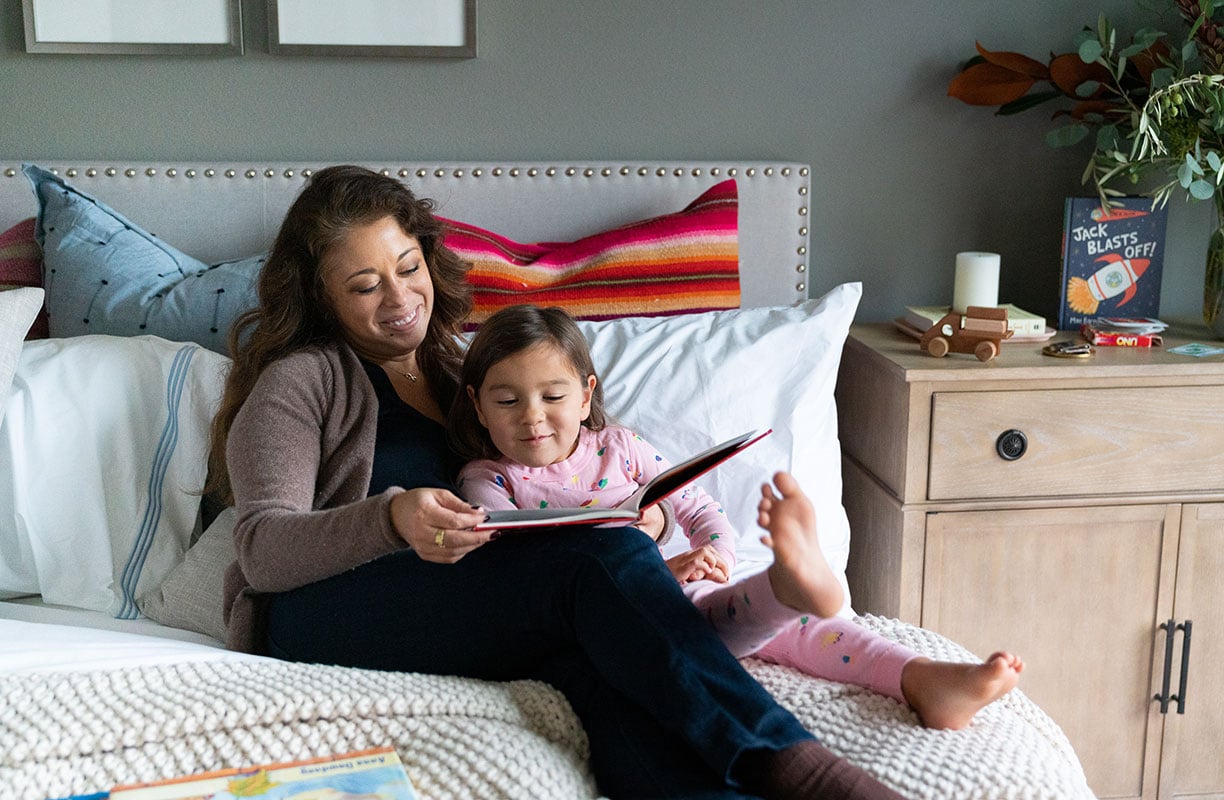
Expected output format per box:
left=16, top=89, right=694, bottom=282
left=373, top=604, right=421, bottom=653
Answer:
left=207, top=165, right=902, bottom=800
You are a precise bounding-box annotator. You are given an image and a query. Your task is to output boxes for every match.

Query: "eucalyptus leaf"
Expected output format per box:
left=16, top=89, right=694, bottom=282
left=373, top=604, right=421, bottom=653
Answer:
left=1189, top=152, right=1205, bottom=174
left=1047, top=124, right=1090, bottom=147
left=1208, top=151, right=1222, bottom=172
left=1179, top=161, right=1195, bottom=187
left=1190, top=178, right=1216, bottom=199
left=1077, top=80, right=1102, bottom=98
left=1080, top=39, right=1103, bottom=63
left=1152, top=66, right=1177, bottom=89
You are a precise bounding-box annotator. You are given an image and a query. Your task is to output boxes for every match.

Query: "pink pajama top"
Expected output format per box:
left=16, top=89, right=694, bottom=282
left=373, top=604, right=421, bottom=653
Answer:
left=457, top=425, right=738, bottom=569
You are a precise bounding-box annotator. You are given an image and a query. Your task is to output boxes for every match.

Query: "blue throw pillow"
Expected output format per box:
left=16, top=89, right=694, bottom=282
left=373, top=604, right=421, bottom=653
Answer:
left=24, top=164, right=262, bottom=354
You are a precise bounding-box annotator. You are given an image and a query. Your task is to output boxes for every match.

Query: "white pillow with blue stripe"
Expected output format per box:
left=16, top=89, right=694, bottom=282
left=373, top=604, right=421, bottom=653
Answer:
left=0, top=335, right=227, bottom=617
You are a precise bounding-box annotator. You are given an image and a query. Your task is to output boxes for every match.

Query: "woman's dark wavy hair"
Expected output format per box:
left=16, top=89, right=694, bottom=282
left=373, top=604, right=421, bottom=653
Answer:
left=206, top=165, right=472, bottom=502
left=448, top=304, right=607, bottom=461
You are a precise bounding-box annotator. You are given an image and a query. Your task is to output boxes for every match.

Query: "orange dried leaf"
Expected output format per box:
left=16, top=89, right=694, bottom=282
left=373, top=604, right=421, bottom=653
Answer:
left=948, top=62, right=1039, bottom=105
left=974, top=42, right=1051, bottom=79
left=1130, top=41, right=1171, bottom=83
left=1049, top=53, right=1112, bottom=97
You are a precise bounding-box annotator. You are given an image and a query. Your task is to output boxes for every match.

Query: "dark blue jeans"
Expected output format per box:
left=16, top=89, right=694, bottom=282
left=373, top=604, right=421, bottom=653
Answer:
left=265, top=526, right=813, bottom=799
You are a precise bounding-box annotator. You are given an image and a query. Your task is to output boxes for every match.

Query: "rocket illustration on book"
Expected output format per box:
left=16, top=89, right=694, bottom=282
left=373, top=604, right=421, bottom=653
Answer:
left=1065, top=253, right=1151, bottom=315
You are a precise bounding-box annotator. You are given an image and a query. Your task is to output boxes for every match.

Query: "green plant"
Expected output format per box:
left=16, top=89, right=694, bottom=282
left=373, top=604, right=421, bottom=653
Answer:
left=948, top=1, right=1224, bottom=324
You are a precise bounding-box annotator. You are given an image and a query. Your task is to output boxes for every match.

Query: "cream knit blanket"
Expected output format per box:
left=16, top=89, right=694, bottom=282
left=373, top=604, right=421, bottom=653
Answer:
left=0, top=616, right=1095, bottom=800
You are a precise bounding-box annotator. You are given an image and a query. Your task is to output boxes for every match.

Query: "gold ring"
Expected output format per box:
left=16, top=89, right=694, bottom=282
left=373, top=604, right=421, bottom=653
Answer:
left=434, top=529, right=447, bottom=548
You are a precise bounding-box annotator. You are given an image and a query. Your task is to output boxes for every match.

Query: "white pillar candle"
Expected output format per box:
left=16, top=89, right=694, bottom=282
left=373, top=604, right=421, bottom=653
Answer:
left=952, top=251, right=1001, bottom=312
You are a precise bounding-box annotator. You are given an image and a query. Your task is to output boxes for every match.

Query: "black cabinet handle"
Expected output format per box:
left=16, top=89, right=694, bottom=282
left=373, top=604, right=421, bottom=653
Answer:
left=1172, top=620, right=1192, bottom=715
left=1154, top=619, right=1176, bottom=714
left=996, top=429, right=1027, bottom=460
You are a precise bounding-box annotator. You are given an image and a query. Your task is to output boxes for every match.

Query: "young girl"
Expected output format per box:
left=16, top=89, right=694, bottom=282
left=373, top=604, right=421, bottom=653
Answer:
left=449, top=304, right=1023, bottom=730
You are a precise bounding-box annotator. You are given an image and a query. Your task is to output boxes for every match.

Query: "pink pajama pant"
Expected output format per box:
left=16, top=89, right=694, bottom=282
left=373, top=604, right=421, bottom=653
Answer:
left=683, top=570, right=917, bottom=704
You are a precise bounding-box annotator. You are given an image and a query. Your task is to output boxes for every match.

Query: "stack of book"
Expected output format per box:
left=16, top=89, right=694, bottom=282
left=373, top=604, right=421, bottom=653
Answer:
left=1079, top=317, right=1167, bottom=347
left=895, top=304, right=1051, bottom=342
left=53, top=746, right=416, bottom=800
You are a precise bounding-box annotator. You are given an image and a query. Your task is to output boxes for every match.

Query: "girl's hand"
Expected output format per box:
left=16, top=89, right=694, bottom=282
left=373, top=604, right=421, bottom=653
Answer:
left=390, top=487, right=494, bottom=564
left=633, top=504, right=667, bottom=541
left=664, top=546, right=731, bottom=585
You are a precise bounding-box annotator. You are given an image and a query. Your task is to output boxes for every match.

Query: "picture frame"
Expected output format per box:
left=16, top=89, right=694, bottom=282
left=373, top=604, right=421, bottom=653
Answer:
left=22, top=0, right=243, bottom=55
left=267, top=0, right=476, bottom=58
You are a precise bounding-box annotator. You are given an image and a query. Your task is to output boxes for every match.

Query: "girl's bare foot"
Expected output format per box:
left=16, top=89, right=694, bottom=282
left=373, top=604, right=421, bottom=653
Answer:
left=758, top=471, right=844, bottom=618
left=901, top=651, right=1024, bottom=730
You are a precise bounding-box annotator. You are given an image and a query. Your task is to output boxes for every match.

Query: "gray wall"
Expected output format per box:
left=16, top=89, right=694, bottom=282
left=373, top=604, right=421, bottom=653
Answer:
left=0, top=1, right=1209, bottom=325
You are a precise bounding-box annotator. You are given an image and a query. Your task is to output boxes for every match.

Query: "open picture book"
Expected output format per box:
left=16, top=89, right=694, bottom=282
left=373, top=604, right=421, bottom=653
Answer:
left=476, top=428, right=771, bottom=530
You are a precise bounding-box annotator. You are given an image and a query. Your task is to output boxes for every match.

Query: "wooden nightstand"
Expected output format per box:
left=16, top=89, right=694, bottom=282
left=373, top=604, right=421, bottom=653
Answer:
left=835, top=323, right=1224, bottom=800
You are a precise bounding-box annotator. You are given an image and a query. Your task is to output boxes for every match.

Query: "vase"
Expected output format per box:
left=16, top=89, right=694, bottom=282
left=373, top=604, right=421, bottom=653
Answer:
left=1207, top=193, right=1224, bottom=337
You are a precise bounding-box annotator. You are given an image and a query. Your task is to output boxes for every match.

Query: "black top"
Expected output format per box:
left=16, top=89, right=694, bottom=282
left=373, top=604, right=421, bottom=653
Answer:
left=361, top=361, right=463, bottom=497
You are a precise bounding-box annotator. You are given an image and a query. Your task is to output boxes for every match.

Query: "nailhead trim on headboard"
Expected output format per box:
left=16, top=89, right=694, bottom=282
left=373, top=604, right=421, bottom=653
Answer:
left=1, top=162, right=811, bottom=303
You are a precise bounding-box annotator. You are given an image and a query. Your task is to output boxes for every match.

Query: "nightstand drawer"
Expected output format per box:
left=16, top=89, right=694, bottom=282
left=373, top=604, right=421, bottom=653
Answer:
left=928, top=386, right=1224, bottom=500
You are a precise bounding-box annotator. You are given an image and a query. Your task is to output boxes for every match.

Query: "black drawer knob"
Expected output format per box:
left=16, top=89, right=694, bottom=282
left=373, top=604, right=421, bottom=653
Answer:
left=996, top=429, right=1027, bottom=461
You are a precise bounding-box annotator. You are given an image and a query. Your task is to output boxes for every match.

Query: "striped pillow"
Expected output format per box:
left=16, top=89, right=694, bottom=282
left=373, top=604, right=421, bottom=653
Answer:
left=0, top=218, right=48, bottom=339
left=448, top=179, right=740, bottom=326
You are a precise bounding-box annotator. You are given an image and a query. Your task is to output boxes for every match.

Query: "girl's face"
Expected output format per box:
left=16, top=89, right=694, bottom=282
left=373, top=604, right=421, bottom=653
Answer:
left=321, top=215, right=434, bottom=363
left=470, top=342, right=596, bottom=467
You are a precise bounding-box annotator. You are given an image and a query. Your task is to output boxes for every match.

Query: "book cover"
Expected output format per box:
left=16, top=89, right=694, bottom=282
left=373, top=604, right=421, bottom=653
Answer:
left=903, top=304, right=1046, bottom=336
left=1058, top=197, right=1168, bottom=331
left=477, top=428, right=771, bottom=530
left=108, top=746, right=415, bottom=800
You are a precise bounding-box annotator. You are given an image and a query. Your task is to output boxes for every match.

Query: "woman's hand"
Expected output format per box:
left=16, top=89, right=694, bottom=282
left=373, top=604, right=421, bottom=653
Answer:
left=664, top=546, right=730, bottom=585
left=390, top=488, right=495, bottom=564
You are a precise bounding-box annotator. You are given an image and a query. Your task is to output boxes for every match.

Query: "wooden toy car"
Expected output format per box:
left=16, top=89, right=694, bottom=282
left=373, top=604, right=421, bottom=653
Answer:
left=919, top=305, right=1012, bottom=361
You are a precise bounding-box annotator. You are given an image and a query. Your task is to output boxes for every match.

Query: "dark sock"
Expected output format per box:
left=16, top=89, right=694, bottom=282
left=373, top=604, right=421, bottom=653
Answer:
left=738, top=739, right=907, bottom=800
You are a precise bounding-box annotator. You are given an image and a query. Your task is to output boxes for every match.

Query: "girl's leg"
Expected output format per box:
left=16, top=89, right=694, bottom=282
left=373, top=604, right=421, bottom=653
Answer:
left=753, top=618, right=1025, bottom=730
left=684, top=570, right=804, bottom=659
left=265, top=527, right=898, bottom=798
left=752, top=616, right=915, bottom=704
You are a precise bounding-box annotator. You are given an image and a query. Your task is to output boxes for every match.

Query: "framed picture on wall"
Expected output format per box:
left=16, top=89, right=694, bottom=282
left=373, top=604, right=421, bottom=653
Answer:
left=22, top=0, right=243, bottom=55
left=267, top=0, right=476, bottom=58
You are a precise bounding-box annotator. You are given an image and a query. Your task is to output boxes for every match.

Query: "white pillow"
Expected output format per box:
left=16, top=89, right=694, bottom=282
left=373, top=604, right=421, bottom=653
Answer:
left=0, top=335, right=228, bottom=617
left=578, top=282, right=861, bottom=614
left=0, top=288, right=46, bottom=599
left=0, top=288, right=43, bottom=422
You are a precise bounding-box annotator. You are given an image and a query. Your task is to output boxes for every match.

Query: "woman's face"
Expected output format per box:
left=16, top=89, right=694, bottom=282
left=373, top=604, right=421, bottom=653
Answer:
left=321, top=215, right=434, bottom=362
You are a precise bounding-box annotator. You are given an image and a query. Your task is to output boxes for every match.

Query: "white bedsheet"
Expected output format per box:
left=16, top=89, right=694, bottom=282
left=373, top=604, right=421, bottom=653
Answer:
left=0, top=599, right=267, bottom=674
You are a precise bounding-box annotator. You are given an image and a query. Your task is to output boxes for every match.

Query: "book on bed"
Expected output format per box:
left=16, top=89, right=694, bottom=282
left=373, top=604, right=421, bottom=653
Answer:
left=106, top=746, right=415, bottom=800
left=475, top=428, right=771, bottom=530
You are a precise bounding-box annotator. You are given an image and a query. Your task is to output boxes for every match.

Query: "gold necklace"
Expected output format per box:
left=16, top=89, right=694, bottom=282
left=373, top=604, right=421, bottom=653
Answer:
left=384, top=361, right=418, bottom=383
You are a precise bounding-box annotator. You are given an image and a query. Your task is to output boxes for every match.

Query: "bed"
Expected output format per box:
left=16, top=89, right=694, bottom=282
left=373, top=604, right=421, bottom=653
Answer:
left=0, top=160, right=1095, bottom=800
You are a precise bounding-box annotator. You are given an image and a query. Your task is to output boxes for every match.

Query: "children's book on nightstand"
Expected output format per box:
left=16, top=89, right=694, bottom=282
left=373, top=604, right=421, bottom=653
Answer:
left=896, top=304, right=1052, bottom=341
left=1058, top=196, right=1168, bottom=331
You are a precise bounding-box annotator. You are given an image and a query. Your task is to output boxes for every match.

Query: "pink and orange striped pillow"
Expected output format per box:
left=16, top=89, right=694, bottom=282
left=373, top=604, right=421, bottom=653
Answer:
left=447, top=179, right=740, bottom=326
left=0, top=218, right=47, bottom=339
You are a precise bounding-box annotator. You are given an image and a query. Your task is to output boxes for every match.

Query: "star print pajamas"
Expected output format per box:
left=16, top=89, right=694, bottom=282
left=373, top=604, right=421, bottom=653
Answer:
left=457, top=424, right=915, bottom=705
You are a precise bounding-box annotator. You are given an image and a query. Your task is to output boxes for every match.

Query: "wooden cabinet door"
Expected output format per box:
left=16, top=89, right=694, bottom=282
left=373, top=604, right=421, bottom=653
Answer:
left=1158, top=503, right=1224, bottom=800
left=922, top=505, right=1178, bottom=800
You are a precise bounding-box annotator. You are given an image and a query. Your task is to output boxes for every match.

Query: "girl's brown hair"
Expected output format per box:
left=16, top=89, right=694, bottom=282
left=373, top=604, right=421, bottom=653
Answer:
left=448, top=304, right=606, bottom=461
left=206, top=165, right=472, bottom=502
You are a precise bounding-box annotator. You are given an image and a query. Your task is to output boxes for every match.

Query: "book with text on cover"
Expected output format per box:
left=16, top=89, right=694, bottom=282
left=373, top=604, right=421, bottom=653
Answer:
left=476, top=428, right=771, bottom=530
left=108, top=746, right=415, bottom=800
left=902, top=304, right=1047, bottom=336
left=1058, top=196, right=1168, bottom=331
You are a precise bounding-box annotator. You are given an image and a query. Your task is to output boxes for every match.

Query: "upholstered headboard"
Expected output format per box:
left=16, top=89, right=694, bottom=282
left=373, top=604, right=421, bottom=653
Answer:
left=0, top=161, right=811, bottom=308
